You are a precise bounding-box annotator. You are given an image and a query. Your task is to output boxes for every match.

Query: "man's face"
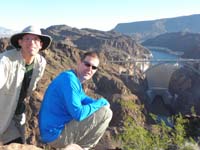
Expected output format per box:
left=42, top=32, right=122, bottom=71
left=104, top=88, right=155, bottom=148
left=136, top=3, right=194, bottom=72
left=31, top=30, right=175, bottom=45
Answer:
left=77, top=55, right=99, bottom=82
left=18, top=34, right=43, bottom=58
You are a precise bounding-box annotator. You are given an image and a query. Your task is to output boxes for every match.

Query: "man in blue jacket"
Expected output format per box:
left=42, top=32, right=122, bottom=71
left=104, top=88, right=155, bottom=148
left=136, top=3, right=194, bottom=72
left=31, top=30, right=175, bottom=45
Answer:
left=39, top=51, right=112, bottom=150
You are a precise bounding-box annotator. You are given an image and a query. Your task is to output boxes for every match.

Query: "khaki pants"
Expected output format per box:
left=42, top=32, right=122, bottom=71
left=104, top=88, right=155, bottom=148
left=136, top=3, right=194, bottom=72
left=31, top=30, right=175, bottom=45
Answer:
left=49, top=106, right=112, bottom=149
left=0, top=114, right=25, bottom=144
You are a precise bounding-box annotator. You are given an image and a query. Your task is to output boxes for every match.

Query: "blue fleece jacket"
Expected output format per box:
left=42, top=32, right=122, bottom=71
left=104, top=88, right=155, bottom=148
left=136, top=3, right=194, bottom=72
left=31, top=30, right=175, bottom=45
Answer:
left=39, top=70, right=109, bottom=143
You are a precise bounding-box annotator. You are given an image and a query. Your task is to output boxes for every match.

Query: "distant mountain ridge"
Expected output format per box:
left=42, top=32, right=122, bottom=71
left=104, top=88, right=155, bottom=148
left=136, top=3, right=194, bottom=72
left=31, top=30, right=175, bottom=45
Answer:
left=112, top=14, right=200, bottom=41
left=0, top=26, right=18, bottom=37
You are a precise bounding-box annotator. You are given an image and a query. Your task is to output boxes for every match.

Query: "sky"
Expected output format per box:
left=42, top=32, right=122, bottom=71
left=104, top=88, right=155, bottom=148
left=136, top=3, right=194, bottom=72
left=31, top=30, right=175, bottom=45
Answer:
left=1, top=0, right=200, bottom=31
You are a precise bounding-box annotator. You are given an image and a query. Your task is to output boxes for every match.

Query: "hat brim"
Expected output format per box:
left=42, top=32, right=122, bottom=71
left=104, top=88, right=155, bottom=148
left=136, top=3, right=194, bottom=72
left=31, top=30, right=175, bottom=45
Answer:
left=10, top=32, right=52, bottom=50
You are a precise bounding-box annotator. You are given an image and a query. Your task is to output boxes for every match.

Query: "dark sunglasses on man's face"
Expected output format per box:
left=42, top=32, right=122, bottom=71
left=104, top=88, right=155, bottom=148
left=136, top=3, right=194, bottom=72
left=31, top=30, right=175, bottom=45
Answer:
left=83, top=61, right=98, bottom=70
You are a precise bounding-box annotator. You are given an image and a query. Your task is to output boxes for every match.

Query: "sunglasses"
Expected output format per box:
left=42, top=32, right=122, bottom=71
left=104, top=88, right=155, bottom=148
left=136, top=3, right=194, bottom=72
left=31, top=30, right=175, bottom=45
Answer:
left=83, top=61, right=98, bottom=70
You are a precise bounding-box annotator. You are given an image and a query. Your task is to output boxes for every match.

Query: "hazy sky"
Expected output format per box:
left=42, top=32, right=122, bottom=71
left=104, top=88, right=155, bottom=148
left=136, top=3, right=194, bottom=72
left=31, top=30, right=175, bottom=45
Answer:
left=1, top=0, right=200, bottom=31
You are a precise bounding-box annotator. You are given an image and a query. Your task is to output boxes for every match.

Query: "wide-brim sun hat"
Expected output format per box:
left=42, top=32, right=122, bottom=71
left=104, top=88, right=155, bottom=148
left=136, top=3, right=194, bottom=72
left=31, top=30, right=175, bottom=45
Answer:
left=10, top=25, right=52, bottom=50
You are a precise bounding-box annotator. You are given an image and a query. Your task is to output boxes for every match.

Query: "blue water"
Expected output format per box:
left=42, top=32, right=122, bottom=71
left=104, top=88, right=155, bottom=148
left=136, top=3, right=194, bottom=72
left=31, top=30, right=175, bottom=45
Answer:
left=150, top=49, right=178, bottom=60
left=148, top=48, right=181, bottom=65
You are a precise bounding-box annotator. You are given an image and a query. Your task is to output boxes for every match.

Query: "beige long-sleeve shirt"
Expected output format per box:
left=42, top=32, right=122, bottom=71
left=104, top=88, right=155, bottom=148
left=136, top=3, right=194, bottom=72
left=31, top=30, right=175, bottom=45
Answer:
left=0, top=49, right=46, bottom=135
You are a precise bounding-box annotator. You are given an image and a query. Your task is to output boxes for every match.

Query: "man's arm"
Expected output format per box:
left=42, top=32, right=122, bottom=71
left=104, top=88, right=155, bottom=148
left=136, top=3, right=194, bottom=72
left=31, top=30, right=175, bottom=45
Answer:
left=61, top=74, right=109, bottom=121
left=81, top=94, right=95, bottom=105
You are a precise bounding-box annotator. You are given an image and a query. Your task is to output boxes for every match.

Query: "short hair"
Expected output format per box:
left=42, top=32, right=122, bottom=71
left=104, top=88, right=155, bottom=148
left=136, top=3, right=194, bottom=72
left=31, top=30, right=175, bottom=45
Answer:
left=81, top=51, right=100, bottom=61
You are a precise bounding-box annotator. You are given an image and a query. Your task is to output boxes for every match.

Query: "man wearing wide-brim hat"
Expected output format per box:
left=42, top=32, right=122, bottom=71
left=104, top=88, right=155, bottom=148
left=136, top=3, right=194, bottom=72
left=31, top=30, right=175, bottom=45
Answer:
left=0, top=25, right=52, bottom=144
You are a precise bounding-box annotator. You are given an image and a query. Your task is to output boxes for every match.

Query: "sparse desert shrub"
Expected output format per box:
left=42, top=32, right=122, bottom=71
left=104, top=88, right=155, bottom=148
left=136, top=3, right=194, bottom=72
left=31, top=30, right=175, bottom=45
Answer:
left=118, top=113, right=197, bottom=150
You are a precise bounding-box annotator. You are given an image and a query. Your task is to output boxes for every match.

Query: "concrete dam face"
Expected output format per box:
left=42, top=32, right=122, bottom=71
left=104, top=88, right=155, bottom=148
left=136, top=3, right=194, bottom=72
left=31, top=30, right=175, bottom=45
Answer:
left=145, top=63, right=180, bottom=104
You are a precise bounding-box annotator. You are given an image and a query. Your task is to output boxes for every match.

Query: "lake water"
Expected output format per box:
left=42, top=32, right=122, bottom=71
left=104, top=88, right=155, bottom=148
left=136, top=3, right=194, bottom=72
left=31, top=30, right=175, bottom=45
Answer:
left=148, top=47, right=181, bottom=65
left=150, top=49, right=179, bottom=60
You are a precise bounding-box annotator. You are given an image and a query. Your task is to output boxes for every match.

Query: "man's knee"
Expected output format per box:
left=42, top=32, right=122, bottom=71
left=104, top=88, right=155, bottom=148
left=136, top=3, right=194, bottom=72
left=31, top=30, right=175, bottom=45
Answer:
left=97, top=106, right=113, bottom=121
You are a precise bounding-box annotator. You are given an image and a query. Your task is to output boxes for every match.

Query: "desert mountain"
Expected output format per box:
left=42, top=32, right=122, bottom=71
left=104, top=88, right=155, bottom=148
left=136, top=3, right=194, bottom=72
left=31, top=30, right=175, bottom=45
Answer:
left=0, top=26, right=17, bottom=37
left=112, top=14, right=200, bottom=41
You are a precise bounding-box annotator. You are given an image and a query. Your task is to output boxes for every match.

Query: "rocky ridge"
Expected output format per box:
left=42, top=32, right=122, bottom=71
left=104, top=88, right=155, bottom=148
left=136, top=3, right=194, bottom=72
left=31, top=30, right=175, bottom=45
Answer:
left=113, top=14, right=200, bottom=41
